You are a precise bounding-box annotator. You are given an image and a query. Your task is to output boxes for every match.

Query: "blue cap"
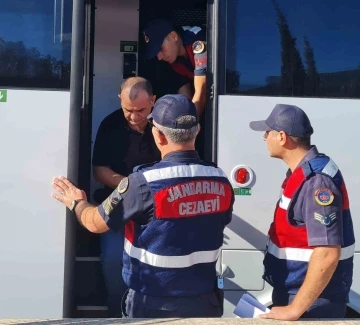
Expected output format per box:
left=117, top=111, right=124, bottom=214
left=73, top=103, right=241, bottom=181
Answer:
left=143, top=19, right=175, bottom=60
left=249, top=104, right=314, bottom=138
left=148, top=94, right=198, bottom=129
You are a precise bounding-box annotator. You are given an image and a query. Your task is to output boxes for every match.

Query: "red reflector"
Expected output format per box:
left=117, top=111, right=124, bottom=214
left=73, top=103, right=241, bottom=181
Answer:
left=235, top=168, right=249, bottom=184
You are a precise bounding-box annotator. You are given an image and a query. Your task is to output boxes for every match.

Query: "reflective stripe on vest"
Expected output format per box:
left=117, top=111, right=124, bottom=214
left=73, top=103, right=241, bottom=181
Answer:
left=124, top=164, right=231, bottom=269
left=122, top=161, right=233, bottom=296
left=124, top=238, right=220, bottom=268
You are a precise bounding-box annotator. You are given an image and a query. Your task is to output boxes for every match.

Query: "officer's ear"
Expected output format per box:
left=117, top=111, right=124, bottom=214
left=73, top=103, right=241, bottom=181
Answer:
left=169, top=31, right=179, bottom=41
left=277, top=131, right=287, bottom=146
left=153, top=127, right=167, bottom=146
left=151, top=95, right=156, bottom=106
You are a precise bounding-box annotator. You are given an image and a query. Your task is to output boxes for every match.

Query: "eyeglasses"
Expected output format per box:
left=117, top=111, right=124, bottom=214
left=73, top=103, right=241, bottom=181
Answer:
left=148, top=119, right=163, bottom=133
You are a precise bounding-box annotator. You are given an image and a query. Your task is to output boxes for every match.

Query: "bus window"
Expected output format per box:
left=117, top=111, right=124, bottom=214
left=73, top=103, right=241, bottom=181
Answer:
left=225, top=0, right=360, bottom=99
left=0, top=0, right=73, bottom=89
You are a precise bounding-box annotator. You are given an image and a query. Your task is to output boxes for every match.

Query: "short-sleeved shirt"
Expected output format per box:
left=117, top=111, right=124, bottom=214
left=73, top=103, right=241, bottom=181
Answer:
left=97, top=150, right=232, bottom=232
left=288, top=146, right=343, bottom=247
left=92, top=109, right=161, bottom=194
left=170, top=26, right=207, bottom=90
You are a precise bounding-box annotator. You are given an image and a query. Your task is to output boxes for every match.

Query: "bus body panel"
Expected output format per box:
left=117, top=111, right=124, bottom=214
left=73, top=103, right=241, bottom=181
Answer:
left=217, top=95, right=360, bottom=316
left=0, top=89, right=70, bottom=318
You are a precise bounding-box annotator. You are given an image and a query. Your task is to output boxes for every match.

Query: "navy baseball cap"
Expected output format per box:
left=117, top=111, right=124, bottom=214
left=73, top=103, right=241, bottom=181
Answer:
left=143, top=19, right=175, bottom=60
left=249, top=104, right=314, bottom=138
left=148, top=94, right=198, bottom=129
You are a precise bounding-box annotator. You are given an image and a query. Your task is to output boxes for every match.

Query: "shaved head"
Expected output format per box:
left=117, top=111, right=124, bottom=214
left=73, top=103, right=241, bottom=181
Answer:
left=119, top=77, right=153, bottom=101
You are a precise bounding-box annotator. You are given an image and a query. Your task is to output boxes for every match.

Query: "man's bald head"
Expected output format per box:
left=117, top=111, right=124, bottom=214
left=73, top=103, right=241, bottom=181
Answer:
left=119, top=77, right=153, bottom=101
left=118, top=77, right=155, bottom=130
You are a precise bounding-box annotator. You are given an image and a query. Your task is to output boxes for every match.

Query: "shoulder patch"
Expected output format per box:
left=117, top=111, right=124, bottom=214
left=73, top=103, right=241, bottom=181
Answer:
left=117, top=177, right=129, bottom=194
left=192, top=40, right=206, bottom=54
left=314, top=212, right=337, bottom=226
left=314, top=187, right=334, bottom=206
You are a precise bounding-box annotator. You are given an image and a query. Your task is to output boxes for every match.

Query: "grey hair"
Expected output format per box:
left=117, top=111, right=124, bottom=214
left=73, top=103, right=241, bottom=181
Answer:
left=119, top=77, right=153, bottom=100
left=290, top=136, right=311, bottom=149
left=154, top=115, right=199, bottom=144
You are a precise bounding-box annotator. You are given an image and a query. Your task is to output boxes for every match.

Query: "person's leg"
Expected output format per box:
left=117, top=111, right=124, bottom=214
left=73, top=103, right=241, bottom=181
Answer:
left=100, top=228, right=127, bottom=317
left=125, top=289, right=150, bottom=318
left=175, top=292, right=223, bottom=318
left=271, top=288, right=291, bottom=306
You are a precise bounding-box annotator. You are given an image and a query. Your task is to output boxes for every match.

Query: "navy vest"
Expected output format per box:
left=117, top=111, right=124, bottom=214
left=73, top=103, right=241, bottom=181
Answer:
left=264, top=155, right=355, bottom=301
left=122, top=159, right=234, bottom=296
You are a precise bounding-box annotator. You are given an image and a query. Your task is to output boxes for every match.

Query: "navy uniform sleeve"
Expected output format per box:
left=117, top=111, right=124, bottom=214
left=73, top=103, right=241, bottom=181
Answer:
left=192, top=40, right=207, bottom=77
left=301, top=174, right=344, bottom=246
left=97, top=172, right=154, bottom=232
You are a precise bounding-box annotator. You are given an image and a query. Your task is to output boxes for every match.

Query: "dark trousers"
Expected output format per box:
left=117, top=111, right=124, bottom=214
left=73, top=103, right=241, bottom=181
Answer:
left=272, top=289, right=347, bottom=318
left=100, top=228, right=127, bottom=317
left=125, top=288, right=223, bottom=318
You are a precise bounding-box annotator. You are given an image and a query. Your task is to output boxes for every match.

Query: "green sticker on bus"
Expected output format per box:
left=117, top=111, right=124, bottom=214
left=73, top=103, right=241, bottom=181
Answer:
left=0, top=90, right=7, bottom=103
left=233, top=188, right=251, bottom=196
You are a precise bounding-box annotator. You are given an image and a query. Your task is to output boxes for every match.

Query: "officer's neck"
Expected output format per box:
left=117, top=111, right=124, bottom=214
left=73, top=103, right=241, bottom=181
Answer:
left=160, top=144, right=195, bottom=159
left=283, top=148, right=310, bottom=172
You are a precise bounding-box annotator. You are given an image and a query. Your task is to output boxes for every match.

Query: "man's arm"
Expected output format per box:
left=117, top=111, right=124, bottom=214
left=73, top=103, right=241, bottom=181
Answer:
left=92, top=114, right=125, bottom=189
left=193, top=75, right=206, bottom=117
left=260, top=175, right=344, bottom=320
left=52, top=173, right=152, bottom=234
left=178, top=83, right=193, bottom=100
left=290, top=245, right=340, bottom=312
left=74, top=200, right=109, bottom=233
left=93, top=166, right=125, bottom=189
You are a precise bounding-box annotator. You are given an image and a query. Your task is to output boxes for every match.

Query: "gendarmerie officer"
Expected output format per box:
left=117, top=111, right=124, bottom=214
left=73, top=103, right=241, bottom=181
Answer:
left=249, top=104, right=355, bottom=320
left=52, top=94, right=235, bottom=318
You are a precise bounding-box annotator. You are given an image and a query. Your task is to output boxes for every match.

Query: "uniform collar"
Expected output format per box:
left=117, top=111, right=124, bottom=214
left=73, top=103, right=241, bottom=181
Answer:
left=286, top=145, right=319, bottom=177
left=163, top=150, right=200, bottom=162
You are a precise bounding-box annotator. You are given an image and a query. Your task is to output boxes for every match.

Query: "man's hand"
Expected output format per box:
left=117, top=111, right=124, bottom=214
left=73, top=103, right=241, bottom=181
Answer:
left=258, top=305, right=302, bottom=321
left=52, top=176, right=87, bottom=208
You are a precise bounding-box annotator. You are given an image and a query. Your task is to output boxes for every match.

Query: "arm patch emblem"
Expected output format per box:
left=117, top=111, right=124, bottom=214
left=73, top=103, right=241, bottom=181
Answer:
left=314, top=187, right=334, bottom=206
left=192, top=40, right=206, bottom=54
left=117, top=177, right=129, bottom=194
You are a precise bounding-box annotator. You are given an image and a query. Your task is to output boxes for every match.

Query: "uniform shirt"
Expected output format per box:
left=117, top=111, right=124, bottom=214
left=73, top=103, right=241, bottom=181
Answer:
left=287, top=146, right=343, bottom=246
left=170, top=26, right=207, bottom=89
left=97, top=150, right=232, bottom=231
left=97, top=150, right=234, bottom=297
left=92, top=109, right=161, bottom=196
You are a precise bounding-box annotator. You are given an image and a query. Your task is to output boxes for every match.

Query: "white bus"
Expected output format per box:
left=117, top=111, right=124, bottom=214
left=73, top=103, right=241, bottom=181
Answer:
left=0, top=0, right=359, bottom=319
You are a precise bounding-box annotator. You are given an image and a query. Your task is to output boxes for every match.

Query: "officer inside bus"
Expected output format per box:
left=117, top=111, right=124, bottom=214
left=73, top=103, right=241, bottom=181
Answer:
left=249, top=104, right=355, bottom=320
left=92, top=77, right=161, bottom=317
left=52, top=94, right=234, bottom=318
left=142, top=19, right=207, bottom=118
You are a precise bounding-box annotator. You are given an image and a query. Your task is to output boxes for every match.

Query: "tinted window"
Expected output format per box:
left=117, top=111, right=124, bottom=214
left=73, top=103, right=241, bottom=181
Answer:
left=0, top=0, right=73, bottom=89
left=225, top=0, right=360, bottom=99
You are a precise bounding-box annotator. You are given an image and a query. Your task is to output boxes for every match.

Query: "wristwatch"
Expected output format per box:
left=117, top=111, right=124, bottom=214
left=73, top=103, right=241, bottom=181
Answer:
left=69, top=199, right=84, bottom=212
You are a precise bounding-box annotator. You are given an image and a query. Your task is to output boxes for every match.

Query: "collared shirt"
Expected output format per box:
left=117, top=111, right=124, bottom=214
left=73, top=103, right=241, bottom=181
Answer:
left=92, top=109, right=161, bottom=196
left=286, top=146, right=343, bottom=246
left=168, top=26, right=207, bottom=92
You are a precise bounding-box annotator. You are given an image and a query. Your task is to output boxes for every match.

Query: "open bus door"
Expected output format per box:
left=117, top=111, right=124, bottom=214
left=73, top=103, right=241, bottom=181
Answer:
left=72, top=0, right=218, bottom=318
